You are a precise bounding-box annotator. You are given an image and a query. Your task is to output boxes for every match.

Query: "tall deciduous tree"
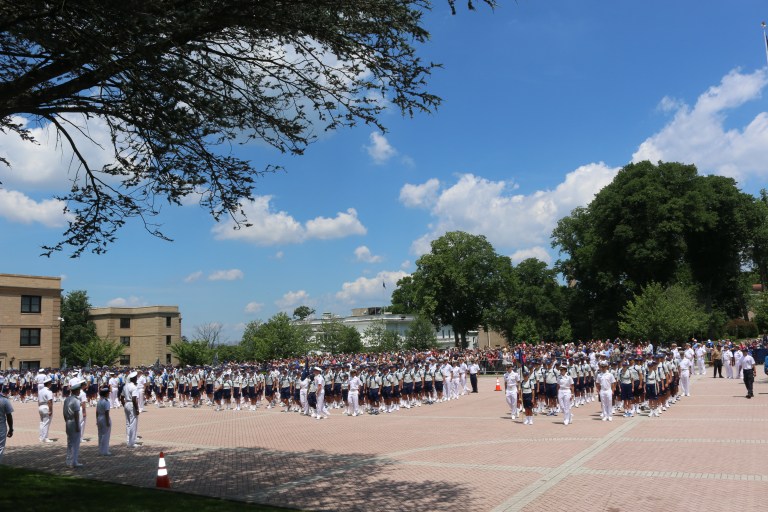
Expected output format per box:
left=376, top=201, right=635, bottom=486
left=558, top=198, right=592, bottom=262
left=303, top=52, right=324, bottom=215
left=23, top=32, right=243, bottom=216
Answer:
left=553, top=160, right=759, bottom=338
left=618, top=282, right=707, bottom=343
left=60, top=290, right=98, bottom=363
left=405, top=315, right=438, bottom=350
left=1, top=0, right=494, bottom=256
left=393, top=231, right=508, bottom=347
left=240, top=312, right=311, bottom=360
left=170, top=339, right=212, bottom=366
left=71, top=337, right=124, bottom=367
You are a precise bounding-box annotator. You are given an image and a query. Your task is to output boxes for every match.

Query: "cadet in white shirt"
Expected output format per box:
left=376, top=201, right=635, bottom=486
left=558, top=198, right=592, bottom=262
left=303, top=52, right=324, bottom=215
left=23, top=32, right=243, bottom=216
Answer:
left=120, top=371, right=140, bottom=448
left=347, top=369, right=362, bottom=416
left=678, top=356, right=692, bottom=396
left=742, top=350, right=756, bottom=399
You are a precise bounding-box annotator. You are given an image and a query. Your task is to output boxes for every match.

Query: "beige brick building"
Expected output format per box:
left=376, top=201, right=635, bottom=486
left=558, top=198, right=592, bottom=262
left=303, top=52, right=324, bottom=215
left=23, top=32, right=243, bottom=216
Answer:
left=89, top=306, right=181, bottom=367
left=0, top=273, right=62, bottom=371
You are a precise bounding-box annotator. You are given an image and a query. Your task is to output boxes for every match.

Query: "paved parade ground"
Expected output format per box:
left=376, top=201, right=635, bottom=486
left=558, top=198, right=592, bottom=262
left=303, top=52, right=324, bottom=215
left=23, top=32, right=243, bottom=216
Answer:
left=3, top=373, right=767, bottom=511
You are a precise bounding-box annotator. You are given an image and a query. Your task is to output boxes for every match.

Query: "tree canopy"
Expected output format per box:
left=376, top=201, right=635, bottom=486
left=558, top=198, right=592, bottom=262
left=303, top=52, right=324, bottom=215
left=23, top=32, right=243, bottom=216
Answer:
left=60, top=289, right=99, bottom=364
left=618, top=282, right=707, bottom=343
left=392, top=231, right=508, bottom=347
left=1, top=0, right=494, bottom=256
left=552, top=161, right=763, bottom=338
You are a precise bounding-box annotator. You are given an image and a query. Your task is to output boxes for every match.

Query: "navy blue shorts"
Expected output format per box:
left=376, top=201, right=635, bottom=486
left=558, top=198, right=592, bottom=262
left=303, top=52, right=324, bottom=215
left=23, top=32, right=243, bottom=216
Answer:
left=342, top=389, right=349, bottom=402
left=393, top=386, right=401, bottom=398
left=223, top=389, right=231, bottom=400
left=369, top=389, right=379, bottom=401
left=382, top=387, right=391, bottom=399
left=522, top=394, right=533, bottom=409
left=280, top=388, right=290, bottom=400
left=435, top=381, right=443, bottom=393
left=247, top=386, right=255, bottom=399
left=233, top=389, right=241, bottom=399
left=206, top=384, right=214, bottom=394
left=265, top=385, right=274, bottom=397
left=324, top=384, right=332, bottom=396
left=620, top=383, right=633, bottom=401
left=414, top=382, right=422, bottom=393
left=308, top=392, right=317, bottom=408
left=191, top=386, right=199, bottom=397
left=214, top=389, right=223, bottom=401
left=333, top=384, right=342, bottom=396
left=167, top=389, right=175, bottom=399
left=645, top=384, right=657, bottom=400
left=402, top=382, right=412, bottom=394
left=424, top=382, right=433, bottom=392
left=545, top=383, right=557, bottom=399
left=294, top=390, right=300, bottom=401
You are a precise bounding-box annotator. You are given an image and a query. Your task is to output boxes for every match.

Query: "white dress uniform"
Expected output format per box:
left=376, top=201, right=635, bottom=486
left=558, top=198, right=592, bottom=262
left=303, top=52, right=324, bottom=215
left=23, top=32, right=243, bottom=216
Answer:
left=557, top=371, right=575, bottom=425
left=734, top=350, right=744, bottom=379
left=123, top=379, right=139, bottom=447
left=348, top=375, right=362, bottom=416
left=314, top=372, right=327, bottom=419
left=96, top=396, right=111, bottom=455
left=723, top=349, right=734, bottom=379
left=78, top=388, right=87, bottom=442
left=597, top=369, right=615, bottom=421
left=694, top=346, right=706, bottom=375
left=38, top=384, right=53, bottom=442
left=678, top=357, right=692, bottom=396
left=504, top=369, right=520, bottom=419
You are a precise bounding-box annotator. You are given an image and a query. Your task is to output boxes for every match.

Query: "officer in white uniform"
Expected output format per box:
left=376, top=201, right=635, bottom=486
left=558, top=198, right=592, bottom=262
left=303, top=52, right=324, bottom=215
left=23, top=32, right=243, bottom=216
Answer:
left=348, top=369, right=362, bottom=416
left=63, top=378, right=83, bottom=468
left=313, top=367, right=327, bottom=419
left=723, top=346, right=734, bottom=379
left=38, top=376, right=54, bottom=442
left=557, top=364, right=575, bottom=425
left=121, top=371, right=140, bottom=447
left=596, top=362, right=615, bottom=421
left=678, top=355, right=692, bottom=397
left=503, top=363, right=520, bottom=420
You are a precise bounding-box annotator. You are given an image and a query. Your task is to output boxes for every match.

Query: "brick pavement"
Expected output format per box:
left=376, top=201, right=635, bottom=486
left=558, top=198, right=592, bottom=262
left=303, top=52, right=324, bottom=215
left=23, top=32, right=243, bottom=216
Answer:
left=2, top=372, right=766, bottom=511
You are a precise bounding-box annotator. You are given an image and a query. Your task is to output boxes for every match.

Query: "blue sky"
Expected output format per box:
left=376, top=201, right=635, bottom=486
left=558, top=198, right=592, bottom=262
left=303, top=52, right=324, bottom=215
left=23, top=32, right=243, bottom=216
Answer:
left=2, top=1, right=768, bottom=342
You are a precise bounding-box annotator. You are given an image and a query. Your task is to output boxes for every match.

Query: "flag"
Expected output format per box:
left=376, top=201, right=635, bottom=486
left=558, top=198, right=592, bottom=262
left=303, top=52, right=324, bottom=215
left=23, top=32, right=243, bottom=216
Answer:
left=382, top=282, right=386, bottom=289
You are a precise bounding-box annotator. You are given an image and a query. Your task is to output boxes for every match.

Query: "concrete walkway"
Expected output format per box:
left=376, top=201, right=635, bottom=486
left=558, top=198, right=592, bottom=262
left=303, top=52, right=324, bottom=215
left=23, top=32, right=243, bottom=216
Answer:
left=3, top=372, right=766, bottom=511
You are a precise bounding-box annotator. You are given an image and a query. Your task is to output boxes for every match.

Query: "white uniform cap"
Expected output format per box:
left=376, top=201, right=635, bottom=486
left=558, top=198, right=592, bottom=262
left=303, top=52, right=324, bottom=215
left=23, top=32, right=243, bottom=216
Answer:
left=69, top=377, right=81, bottom=389
left=43, top=376, right=52, bottom=384
left=128, top=371, right=138, bottom=379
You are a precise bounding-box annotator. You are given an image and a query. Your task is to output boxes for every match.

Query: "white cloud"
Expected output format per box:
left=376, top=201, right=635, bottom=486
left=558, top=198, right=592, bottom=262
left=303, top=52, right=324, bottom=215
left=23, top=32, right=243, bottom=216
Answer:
left=244, top=301, right=264, bottom=314
left=365, top=131, right=397, bottom=164
left=399, top=178, right=440, bottom=208
left=274, top=251, right=284, bottom=259
left=0, top=114, right=114, bottom=190
left=354, top=245, right=383, bottom=263
left=184, top=271, right=203, bottom=283
left=211, top=196, right=366, bottom=245
left=407, top=165, right=617, bottom=257
left=510, top=246, right=553, bottom=265
left=633, top=68, right=768, bottom=183
left=106, top=296, right=147, bottom=307
left=208, top=269, right=244, bottom=281
left=305, top=208, right=366, bottom=239
left=275, top=290, right=310, bottom=310
left=400, top=260, right=411, bottom=270
left=0, top=189, right=71, bottom=227
left=335, top=270, right=409, bottom=303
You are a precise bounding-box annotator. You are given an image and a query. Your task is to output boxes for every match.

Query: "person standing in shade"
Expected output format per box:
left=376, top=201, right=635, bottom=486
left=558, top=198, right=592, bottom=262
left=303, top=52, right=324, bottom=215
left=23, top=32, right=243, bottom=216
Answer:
left=711, top=344, right=723, bottom=378
left=0, top=377, right=14, bottom=463
left=468, top=358, right=480, bottom=393
left=742, top=350, right=756, bottom=399
left=120, top=371, right=140, bottom=448
left=63, top=378, right=83, bottom=468
left=38, top=376, right=54, bottom=443
left=96, top=387, right=112, bottom=455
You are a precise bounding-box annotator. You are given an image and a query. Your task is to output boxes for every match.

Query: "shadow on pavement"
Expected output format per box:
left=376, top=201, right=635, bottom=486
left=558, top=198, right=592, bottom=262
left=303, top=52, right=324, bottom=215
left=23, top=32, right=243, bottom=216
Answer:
left=3, top=443, right=468, bottom=512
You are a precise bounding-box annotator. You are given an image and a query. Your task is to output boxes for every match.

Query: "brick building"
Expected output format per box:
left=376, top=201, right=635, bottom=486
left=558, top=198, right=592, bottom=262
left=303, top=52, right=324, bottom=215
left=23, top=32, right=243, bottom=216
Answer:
left=89, top=306, right=182, bottom=367
left=0, top=273, right=62, bottom=371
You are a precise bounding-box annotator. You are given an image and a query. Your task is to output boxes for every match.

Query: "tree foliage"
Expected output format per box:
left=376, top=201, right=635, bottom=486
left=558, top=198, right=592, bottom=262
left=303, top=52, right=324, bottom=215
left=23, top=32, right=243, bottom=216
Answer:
left=618, top=282, right=707, bottom=343
left=292, top=305, right=315, bottom=321
left=71, top=337, right=124, bottom=367
left=240, top=313, right=312, bottom=360
left=1, top=0, right=494, bottom=256
left=404, top=315, right=438, bottom=350
left=392, top=231, right=508, bottom=347
left=315, top=317, right=362, bottom=354
left=553, top=161, right=761, bottom=338
left=363, top=320, right=402, bottom=353
left=60, top=290, right=98, bottom=363
left=170, top=339, right=211, bottom=367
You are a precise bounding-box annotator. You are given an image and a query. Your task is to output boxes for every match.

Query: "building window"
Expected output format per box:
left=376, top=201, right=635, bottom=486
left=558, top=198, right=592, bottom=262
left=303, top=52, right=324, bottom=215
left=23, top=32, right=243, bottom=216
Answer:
left=166, top=354, right=172, bottom=364
left=166, top=335, right=172, bottom=346
left=119, top=355, right=131, bottom=366
left=120, top=336, right=131, bottom=346
left=21, top=295, right=42, bottom=313
left=20, top=328, right=41, bottom=346
left=120, top=317, right=131, bottom=328
left=166, top=316, right=172, bottom=327
left=20, top=360, right=40, bottom=372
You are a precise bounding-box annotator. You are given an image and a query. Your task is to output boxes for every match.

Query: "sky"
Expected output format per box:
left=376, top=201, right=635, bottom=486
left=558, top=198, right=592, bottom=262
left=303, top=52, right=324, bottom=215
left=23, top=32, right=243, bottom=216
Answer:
left=2, top=1, right=768, bottom=342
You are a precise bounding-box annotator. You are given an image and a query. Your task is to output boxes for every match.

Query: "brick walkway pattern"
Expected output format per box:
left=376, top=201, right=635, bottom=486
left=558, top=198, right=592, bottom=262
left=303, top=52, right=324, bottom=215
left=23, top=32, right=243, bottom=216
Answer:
left=3, top=372, right=766, bottom=511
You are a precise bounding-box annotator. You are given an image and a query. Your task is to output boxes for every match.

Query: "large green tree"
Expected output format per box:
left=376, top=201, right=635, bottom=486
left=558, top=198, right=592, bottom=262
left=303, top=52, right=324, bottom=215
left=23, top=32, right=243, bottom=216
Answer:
left=393, top=231, right=508, bottom=347
left=170, top=339, right=212, bottom=366
left=1, top=0, right=494, bottom=256
left=71, top=337, right=124, bottom=367
left=404, top=315, right=438, bottom=350
left=618, top=282, right=707, bottom=344
left=60, top=290, right=99, bottom=364
left=240, top=312, right=312, bottom=360
left=552, top=161, right=759, bottom=338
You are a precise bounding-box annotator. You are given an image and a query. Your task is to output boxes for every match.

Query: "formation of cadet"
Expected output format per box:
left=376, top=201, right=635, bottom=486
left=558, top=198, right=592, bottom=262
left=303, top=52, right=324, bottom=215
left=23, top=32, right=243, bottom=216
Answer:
left=502, top=345, right=720, bottom=426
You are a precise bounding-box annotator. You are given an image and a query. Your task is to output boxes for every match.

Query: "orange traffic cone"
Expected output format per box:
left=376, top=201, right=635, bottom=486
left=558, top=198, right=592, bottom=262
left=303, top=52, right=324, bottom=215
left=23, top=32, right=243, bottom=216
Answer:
left=494, top=377, right=502, bottom=391
left=156, top=452, right=171, bottom=488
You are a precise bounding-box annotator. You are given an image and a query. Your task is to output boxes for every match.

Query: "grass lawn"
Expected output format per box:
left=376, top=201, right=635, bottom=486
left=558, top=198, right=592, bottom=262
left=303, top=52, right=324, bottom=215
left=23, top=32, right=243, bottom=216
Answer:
left=0, top=465, right=297, bottom=512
